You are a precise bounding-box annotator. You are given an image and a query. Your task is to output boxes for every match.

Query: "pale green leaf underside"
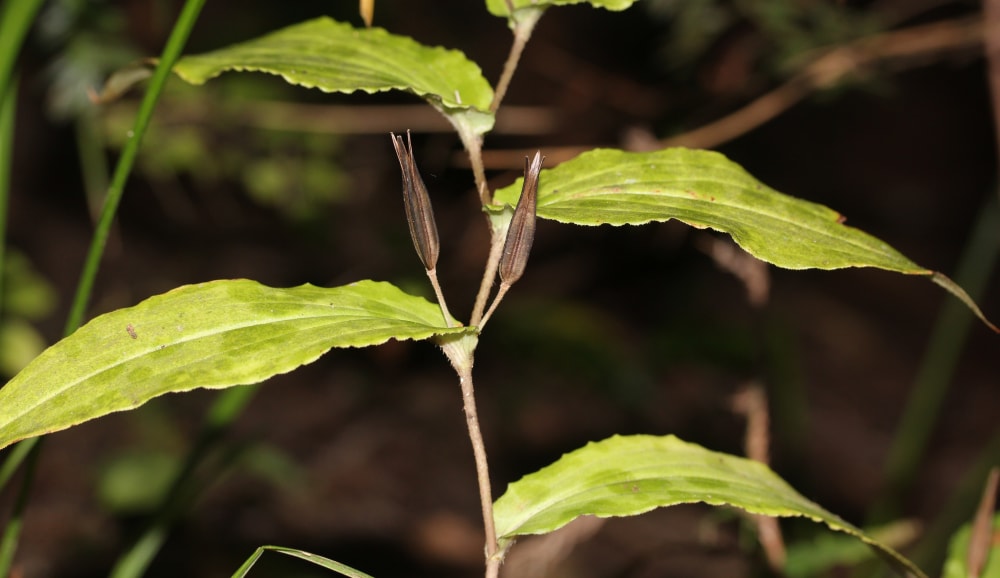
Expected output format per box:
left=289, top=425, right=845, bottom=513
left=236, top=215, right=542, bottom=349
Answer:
left=485, top=0, right=637, bottom=18
left=493, top=434, right=926, bottom=578
left=492, top=147, right=925, bottom=273
left=0, top=280, right=466, bottom=450
left=172, top=17, right=495, bottom=135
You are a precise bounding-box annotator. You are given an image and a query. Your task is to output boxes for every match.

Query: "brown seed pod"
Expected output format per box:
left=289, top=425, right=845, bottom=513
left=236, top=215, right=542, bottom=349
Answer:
left=499, top=151, right=543, bottom=286
left=391, top=131, right=440, bottom=271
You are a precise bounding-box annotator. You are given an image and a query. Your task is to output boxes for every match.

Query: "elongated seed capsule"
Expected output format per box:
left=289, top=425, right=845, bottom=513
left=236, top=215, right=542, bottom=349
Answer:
left=499, top=151, right=543, bottom=285
left=391, top=131, right=440, bottom=271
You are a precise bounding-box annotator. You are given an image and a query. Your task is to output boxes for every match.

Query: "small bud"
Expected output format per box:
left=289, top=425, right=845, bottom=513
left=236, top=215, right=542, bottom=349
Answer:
left=499, top=151, right=543, bottom=285
left=391, top=131, right=440, bottom=271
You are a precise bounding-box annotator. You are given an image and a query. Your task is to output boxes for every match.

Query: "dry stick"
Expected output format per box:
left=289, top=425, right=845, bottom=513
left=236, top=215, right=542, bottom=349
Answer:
left=987, top=0, right=1000, bottom=206
left=472, top=15, right=985, bottom=169
left=966, top=467, right=999, bottom=578
left=969, top=15, right=1000, bottom=577
left=108, top=100, right=559, bottom=136
left=732, top=384, right=786, bottom=572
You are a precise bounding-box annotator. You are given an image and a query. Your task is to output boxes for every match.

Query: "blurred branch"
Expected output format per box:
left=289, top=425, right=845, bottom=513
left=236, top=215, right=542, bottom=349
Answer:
left=732, top=384, right=786, bottom=573
left=987, top=0, right=1000, bottom=202
left=474, top=15, right=985, bottom=168
left=110, top=100, right=559, bottom=136
left=695, top=234, right=771, bottom=307
left=966, top=467, right=999, bottom=578
left=500, top=516, right=604, bottom=578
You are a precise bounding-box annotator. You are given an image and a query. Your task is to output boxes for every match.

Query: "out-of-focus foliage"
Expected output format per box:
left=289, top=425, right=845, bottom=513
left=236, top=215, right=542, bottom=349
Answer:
left=37, top=0, right=140, bottom=120
left=942, top=513, right=1000, bottom=578
left=0, top=251, right=57, bottom=376
left=645, top=0, right=881, bottom=76
left=101, top=80, right=349, bottom=222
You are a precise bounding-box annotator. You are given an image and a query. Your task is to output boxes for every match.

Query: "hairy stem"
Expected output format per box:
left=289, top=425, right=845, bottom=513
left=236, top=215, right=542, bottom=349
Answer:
left=471, top=231, right=506, bottom=326
left=440, top=336, right=499, bottom=576
left=452, top=120, right=490, bottom=206
left=426, top=267, right=455, bottom=327
left=461, top=367, right=500, bottom=572
left=478, top=282, right=510, bottom=330
left=490, top=9, right=543, bottom=113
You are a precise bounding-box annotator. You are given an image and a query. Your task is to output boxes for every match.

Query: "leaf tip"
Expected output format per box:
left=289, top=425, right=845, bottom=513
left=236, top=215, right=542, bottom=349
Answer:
left=930, top=272, right=999, bottom=333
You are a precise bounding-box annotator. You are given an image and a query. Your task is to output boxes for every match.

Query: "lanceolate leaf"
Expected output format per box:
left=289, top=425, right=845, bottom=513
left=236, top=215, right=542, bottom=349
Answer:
left=0, top=280, right=468, bottom=450
left=491, top=147, right=996, bottom=330
left=493, top=434, right=927, bottom=578
left=172, top=17, right=495, bottom=136
left=485, top=0, right=637, bottom=19
left=233, top=545, right=375, bottom=578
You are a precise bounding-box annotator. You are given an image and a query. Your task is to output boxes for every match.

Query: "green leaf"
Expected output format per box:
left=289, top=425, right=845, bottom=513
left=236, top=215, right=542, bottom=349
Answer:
left=172, top=17, right=495, bottom=136
left=232, top=545, right=375, bottom=578
left=491, top=147, right=996, bottom=330
left=493, top=434, right=927, bottom=578
left=942, top=513, right=1000, bottom=578
left=0, top=279, right=467, bottom=450
left=485, top=0, right=637, bottom=19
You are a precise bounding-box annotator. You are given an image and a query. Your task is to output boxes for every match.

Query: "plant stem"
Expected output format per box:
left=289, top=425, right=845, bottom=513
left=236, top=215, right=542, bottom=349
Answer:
left=471, top=231, right=507, bottom=326
left=0, top=79, right=15, bottom=324
left=0, top=2, right=42, bottom=572
left=426, top=267, right=454, bottom=327
left=478, top=282, right=510, bottom=330
left=439, top=335, right=500, bottom=576
left=459, top=366, right=500, bottom=573
left=0, top=1, right=206, bottom=573
left=0, top=0, right=44, bottom=114
left=911, top=426, right=1000, bottom=571
left=454, top=123, right=491, bottom=207
left=64, top=0, right=207, bottom=334
left=490, top=9, right=543, bottom=113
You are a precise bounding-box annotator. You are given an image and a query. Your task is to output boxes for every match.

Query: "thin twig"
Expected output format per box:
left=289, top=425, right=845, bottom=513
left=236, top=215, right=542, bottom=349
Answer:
left=478, top=283, right=510, bottom=330
left=471, top=233, right=507, bottom=326
left=986, top=0, right=1000, bottom=204
left=490, top=13, right=541, bottom=113
left=966, top=467, right=999, bottom=578
left=438, top=334, right=499, bottom=578
left=426, top=268, right=454, bottom=327
left=110, top=100, right=559, bottom=135
left=469, top=15, right=986, bottom=168
left=732, top=384, right=786, bottom=573
left=661, top=15, right=984, bottom=149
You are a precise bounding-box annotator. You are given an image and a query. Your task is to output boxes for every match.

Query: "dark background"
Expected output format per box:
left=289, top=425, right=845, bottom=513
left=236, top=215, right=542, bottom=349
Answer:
left=2, top=0, right=998, bottom=576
